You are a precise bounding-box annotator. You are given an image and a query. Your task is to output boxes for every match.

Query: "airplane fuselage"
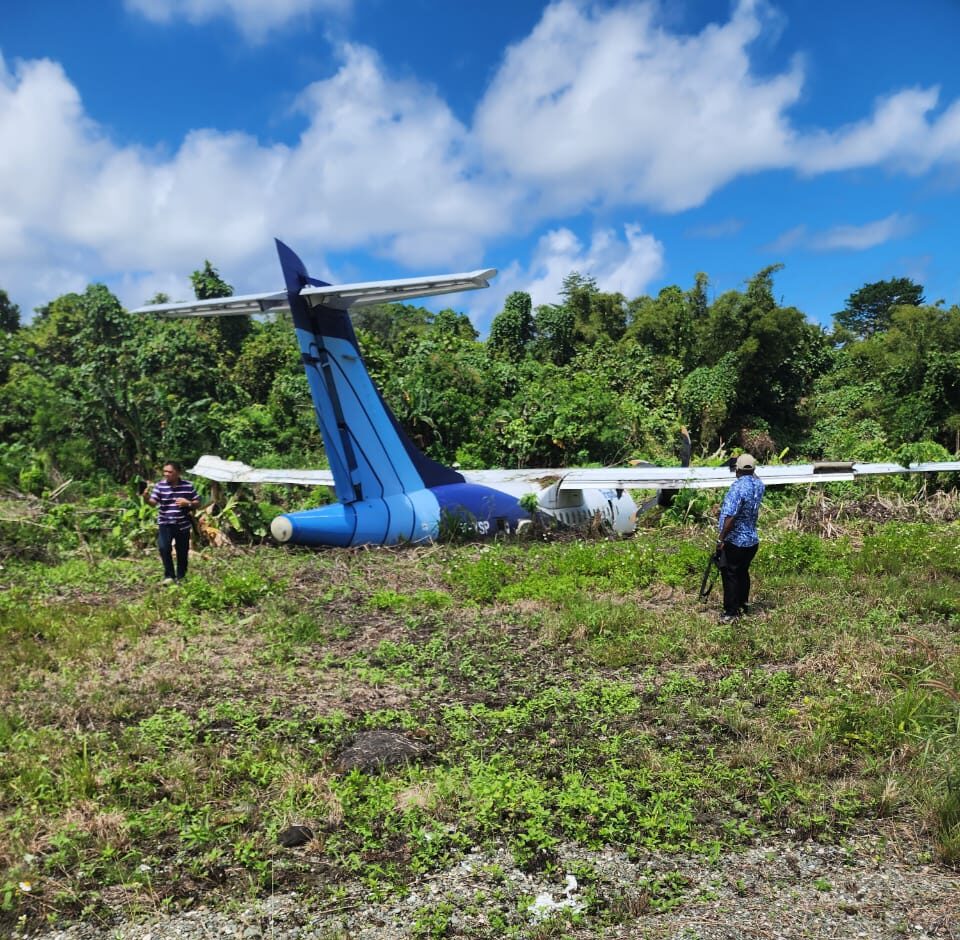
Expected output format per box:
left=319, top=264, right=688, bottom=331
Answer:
left=270, top=480, right=637, bottom=547
left=270, top=482, right=527, bottom=546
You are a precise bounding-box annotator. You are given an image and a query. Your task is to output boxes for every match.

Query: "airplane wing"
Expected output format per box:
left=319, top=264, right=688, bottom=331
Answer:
left=189, top=455, right=334, bottom=487
left=299, top=269, right=497, bottom=310
left=130, top=291, right=290, bottom=317
left=461, top=468, right=564, bottom=486
left=190, top=461, right=556, bottom=494
left=554, top=460, right=960, bottom=490
left=188, top=456, right=959, bottom=492
left=131, top=269, right=497, bottom=317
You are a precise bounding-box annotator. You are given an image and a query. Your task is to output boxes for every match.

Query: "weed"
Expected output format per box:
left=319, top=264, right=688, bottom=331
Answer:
left=4, top=517, right=960, bottom=933
left=411, top=900, right=455, bottom=938
left=933, top=771, right=960, bottom=865
left=175, top=568, right=277, bottom=611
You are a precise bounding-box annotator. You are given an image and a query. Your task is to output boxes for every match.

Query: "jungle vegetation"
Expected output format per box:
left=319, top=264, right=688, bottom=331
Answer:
left=0, top=263, right=958, bottom=501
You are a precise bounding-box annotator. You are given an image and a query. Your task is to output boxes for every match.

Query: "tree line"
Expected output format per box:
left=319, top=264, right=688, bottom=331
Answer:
left=0, top=261, right=958, bottom=496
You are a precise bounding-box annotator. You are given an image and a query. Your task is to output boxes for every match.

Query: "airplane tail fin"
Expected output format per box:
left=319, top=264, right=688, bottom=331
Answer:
left=275, top=240, right=464, bottom=504
left=132, top=240, right=496, bottom=506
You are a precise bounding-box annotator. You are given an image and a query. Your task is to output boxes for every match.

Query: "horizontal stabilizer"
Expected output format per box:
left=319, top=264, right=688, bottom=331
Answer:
left=131, top=291, right=290, bottom=317
left=132, top=269, right=497, bottom=317
left=190, top=455, right=334, bottom=487
left=300, top=269, right=497, bottom=310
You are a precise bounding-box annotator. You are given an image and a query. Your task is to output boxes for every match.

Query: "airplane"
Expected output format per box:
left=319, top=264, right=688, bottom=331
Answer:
left=134, top=240, right=960, bottom=548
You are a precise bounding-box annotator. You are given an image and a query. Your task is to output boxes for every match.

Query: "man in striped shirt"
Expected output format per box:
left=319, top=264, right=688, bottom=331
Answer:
left=147, top=461, right=200, bottom=584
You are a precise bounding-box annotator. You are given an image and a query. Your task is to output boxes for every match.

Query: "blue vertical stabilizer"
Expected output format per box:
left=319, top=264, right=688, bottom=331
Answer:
left=275, top=240, right=463, bottom=505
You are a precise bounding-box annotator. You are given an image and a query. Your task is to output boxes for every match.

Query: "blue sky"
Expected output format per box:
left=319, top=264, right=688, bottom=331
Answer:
left=3, top=0, right=960, bottom=331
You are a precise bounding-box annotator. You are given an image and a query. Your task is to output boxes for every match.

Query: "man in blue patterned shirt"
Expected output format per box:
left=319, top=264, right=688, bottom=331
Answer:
left=147, top=461, right=200, bottom=584
left=716, top=453, right=765, bottom=622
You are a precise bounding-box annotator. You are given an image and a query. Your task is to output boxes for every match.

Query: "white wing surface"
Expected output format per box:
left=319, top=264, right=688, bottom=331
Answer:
left=188, top=456, right=959, bottom=491
left=300, top=269, right=497, bottom=310
left=133, top=270, right=498, bottom=317
left=190, top=455, right=334, bottom=487
left=131, top=291, right=290, bottom=317
left=554, top=461, right=960, bottom=490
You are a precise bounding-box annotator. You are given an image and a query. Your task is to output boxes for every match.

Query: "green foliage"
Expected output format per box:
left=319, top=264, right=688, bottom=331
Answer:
left=0, top=515, right=57, bottom=565
left=679, top=266, right=832, bottom=451
left=657, top=487, right=713, bottom=527
left=532, top=303, right=576, bottom=365
left=560, top=271, right=627, bottom=346
left=381, top=315, right=495, bottom=462
left=835, top=276, right=925, bottom=339
left=0, top=288, right=20, bottom=333
left=936, top=777, right=960, bottom=866
left=757, top=532, right=851, bottom=577
left=805, top=303, right=960, bottom=453
left=854, top=522, right=960, bottom=579
left=628, top=283, right=697, bottom=369
left=488, top=291, right=534, bottom=361
left=213, top=402, right=288, bottom=463
left=2, top=254, right=958, bottom=492
left=680, top=353, right=739, bottom=446
left=191, top=259, right=252, bottom=361
left=444, top=537, right=716, bottom=607
left=411, top=901, right=455, bottom=938
left=802, top=368, right=891, bottom=460
left=110, top=494, right=157, bottom=554
left=15, top=285, right=148, bottom=479
left=190, top=260, right=233, bottom=300
left=229, top=313, right=301, bottom=401
left=176, top=568, right=277, bottom=611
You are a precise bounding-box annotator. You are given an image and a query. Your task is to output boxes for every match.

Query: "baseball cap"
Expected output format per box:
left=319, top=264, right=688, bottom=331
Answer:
left=735, top=453, right=756, bottom=470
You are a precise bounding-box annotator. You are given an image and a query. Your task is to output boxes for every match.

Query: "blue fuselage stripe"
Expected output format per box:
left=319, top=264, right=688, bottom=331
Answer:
left=323, top=335, right=415, bottom=496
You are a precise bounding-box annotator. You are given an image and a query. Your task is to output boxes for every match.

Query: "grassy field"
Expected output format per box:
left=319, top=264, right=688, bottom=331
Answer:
left=1, top=491, right=959, bottom=937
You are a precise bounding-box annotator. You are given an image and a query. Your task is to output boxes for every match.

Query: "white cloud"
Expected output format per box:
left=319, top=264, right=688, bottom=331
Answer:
left=470, top=223, right=664, bottom=332
left=474, top=0, right=960, bottom=214
left=5, top=1, right=960, bottom=319
left=0, top=45, right=509, bottom=314
left=124, top=0, right=350, bottom=41
left=523, top=225, right=664, bottom=306
left=811, top=214, right=913, bottom=251
left=765, top=215, right=912, bottom=254
left=474, top=0, right=803, bottom=213
left=279, top=45, right=515, bottom=265
left=797, top=88, right=945, bottom=174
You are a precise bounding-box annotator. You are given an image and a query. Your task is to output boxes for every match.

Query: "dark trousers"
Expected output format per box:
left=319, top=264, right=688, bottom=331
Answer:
left=158, top=524, right=191, bottom=580
left=720, top=542, right=758, bottom=616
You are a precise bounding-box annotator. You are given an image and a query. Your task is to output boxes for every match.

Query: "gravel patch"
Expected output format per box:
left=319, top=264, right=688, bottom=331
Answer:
left=23, top=827, right=959, bottom=939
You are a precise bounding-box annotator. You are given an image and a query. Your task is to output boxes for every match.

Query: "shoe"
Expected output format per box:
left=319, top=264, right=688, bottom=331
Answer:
left=718, top=613, right=738, bottom=624
left=162, top=577, right=175, bottom=586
